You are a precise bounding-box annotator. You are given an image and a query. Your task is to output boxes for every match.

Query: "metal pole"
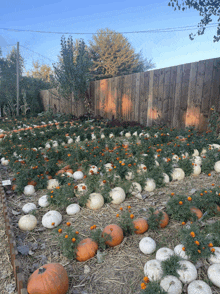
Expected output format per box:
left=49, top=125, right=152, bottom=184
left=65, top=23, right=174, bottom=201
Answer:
left=16, top=42, right=19, bottom=116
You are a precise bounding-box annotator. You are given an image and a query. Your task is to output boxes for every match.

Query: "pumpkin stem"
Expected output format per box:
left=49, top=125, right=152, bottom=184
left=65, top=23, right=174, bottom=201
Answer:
left=38, top=267, right=46, bottom=274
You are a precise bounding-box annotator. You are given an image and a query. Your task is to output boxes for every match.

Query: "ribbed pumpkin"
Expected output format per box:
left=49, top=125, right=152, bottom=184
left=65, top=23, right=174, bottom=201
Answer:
left=190, top=207, right=203, bottom=219
left=76, top=238, right=98, bottom=262
left=154, top=211, right=169, bottom=228
left=102, top=224, right=123, bottom=247
left=28, top=180, right=37, bottom=187
left=27, top=263, right=69, bottom=294
left=133, top=218, right=148, bottom=234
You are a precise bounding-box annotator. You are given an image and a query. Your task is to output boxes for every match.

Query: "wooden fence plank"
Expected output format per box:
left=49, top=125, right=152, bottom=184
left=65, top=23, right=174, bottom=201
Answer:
left=173, top=65, right=183, bottom=129
left=147, top=70, right=154, bottom=126
left=163, top=67, right=171, bottom=125
left=134, top=73, right=140, bottom=122
left=158, top=68, right=165, bottom=125
left=201, top=59, right=215, bottom=115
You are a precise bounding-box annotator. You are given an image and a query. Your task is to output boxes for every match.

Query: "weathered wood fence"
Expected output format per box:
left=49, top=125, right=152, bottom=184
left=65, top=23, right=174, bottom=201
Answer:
left=39, top=56, right=220, bottom=131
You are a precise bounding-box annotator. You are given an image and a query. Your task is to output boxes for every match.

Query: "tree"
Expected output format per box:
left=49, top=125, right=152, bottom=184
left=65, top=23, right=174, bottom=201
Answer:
left=26, top=61, right=55, bottom=83
left=52, top=36, right=93, bottom=103
left=0, top=46, right=24, bottom=116
left=168, top=0, right=220, bottom=42
left=88, top=28, right=156, bottom=80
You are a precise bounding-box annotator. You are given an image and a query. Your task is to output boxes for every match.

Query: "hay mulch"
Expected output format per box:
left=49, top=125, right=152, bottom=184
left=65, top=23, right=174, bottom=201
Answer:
left=1, top=164, right=220, bottom=294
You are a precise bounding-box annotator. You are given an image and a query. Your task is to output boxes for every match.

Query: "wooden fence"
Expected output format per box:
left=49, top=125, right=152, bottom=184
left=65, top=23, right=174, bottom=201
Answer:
left=39, top=56, right=220, bottom=131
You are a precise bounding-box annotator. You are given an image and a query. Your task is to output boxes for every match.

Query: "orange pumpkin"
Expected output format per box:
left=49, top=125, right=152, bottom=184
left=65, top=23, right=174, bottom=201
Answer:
left=47, top=175, right=53, bottom=180
left=28, top=180, right=37, bottom=187
left=56, top=169, right=65, bottom=175
left=102, top=224, right=123, bottom=247
left=0, top=134, right=5, bottom=138
left=190, top=207, right=203, bottom=219
left=76, top=238, right=98, bottom=262
left=133, top=218, right=148, bottom=234
left=66, top=169, right=73, bottom=174
left=11, top=184, right=17, bottom=191
left=27, top=263, right=69, bottom=294
left=154, top=211, right=169, bottom=228
left=63, top=165, right=71, bottom=171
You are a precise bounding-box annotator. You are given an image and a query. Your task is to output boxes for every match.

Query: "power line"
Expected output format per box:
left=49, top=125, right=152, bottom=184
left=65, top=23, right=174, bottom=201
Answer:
left=19, top=45, right=57, bottom=63
left=0, top=23, right=219, bottom=35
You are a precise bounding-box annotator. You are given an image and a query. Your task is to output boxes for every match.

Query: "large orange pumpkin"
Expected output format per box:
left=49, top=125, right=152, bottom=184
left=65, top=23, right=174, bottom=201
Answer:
left=133, top=218, right=148, bottom=234
left=76, top=238, right=98, bottom=262
left=102, top=224, right=123, bottom=247
left=28, top=180, right=37, bottom=187
left=154, top=211, right=169, bottom=228
left=63, top=165, right=71, bottom=170
left=190, top=207, right=203, bottom=219
left=0, top=134, right=5, bottom=138
left=27, top=263, right=69, bottom=294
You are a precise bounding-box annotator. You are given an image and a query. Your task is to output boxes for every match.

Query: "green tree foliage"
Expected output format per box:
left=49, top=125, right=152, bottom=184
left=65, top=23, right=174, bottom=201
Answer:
left=26, top=60, right=55, bottom=83
left=168, top=0, right=220, bottom=42
left=88, top=28, right=156, bottom=80
left=52, top=36, right=93, bottom=102
left=0, top=46, right=24, bottom=116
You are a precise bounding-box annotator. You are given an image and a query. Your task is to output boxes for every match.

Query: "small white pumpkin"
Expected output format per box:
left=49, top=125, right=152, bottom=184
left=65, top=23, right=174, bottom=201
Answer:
left=101, top=133, right=105, bottom=139
left=42, top=210, right=62, bottom=228
left=187, top=280, right=212, bottom=294
left=38, top=195, right=49, bottom=207
left=75, top=183, right=87, bottom=197
left=125, top=171, right=134, bottom=181
left=47, top=179, right=59, bottom=190
left=171, top=168, right=185, bottom=181
left=144, top=178, right=156, bottom=192
left=208, top=247, right=220, bottom=264
left=160, top=275, right=182, bottom=294
left=22, top=203, right=37, bottom=214
left=18, top=215, right=37, bottom=231
left=192, top=149, right=199, bottom=156
left=174, top=244, right=189, bottom=260
left=155, top=160, right=160, bottom=166
left=86, top=193, right=104, bottom=210
left=163, top=173, right=170, bottom=183
left=68, top=138, right=73, bottom=144
left=207, top=263, right=220, bottom=288
left=129, top=182, right=142, bottom=196
left=192, top=156, right=202, bottom=166
left=176, top=260, right=197, bottom=284
left=214, top=161, right=220, bottom=173
left=172, top=154, right=179, bottom=162
left=45, top=142, right=51, bottom=149
left=109, top=133, right=114, bottom=138
left=137, top=164, right=147, bottom=173
left=156, top=247, right=174, bottom=261
left=66, top=204, right=80, bottom=215
left=52, top=141, right=58, bottom=148
left=139, top=237, right=156, bottom=254
left=89, top=165, right=98, bottom=174
left=192, top=164, right=201, bottom=176
left=110, top=187, right=126, bottom=205
left=1, top=159, right=9, bottom=165
left=73, top=171, right=84, bottom=180
left=144, top=259, right=163, bottom=281
left=104, top=163, right=113, bottom=172
left=125, top=131, right=131, bottom=138
left=24, top=185, right=35, bottom=195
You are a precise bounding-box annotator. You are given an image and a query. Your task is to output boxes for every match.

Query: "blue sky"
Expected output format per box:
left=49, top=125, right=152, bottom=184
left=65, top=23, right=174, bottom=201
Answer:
left=0, top=0, right=219, bottom=75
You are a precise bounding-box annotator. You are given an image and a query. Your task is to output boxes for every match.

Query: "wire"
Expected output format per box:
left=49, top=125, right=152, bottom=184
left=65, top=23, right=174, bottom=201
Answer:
left=0, top=23, right=219, bottom=35
left=19, top=45, right=57, bottom=63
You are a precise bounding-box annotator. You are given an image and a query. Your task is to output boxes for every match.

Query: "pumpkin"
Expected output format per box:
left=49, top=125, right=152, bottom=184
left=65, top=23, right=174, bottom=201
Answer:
left=110, top=187, right=126, bottom=205
left=42, top=210, right=62, bottom=229
left=73, top=171, right=84, bottom=180
left=177, top=260, right=197, bottom=284
left=27, top=263, right=69, bottom=294
left=66, top=204, right=80, bottom=215
left=76, top=238, right=98, bottom=262
left=28, top=180, right=37, bottom=186
left=0, top=134, right=5, bottom=138
left=47, top=179, right=59, bottom=190
left=139, top=237, right=156, bottom=254
left=38, top=195, right=49, bottom=208
left=154, top=211, right=169, bottom=228
left=22, top=203, right=37, bottom=214
left=190, top=207, right=203, bottom=219
left=129, top=182, right=142, bottom=196
left=144, top=259, right=163, bottom=281
left=214, top=161, right=220, bottom=173
left=155, top=247, right=174, bottom=261
left=24, top=185, right=35, bottom=195
left=86, top=193, right=104, bottom=210
left=102, top=224, right=123, bottom=247
left=207, top=263, right=220, bottom=288
left=163, top=173, right=170, bottom=183
left=188, top=280, right=212, bottom=294
left=18, top=215, right=37, bottom=231
left=133, top=218, right=148, bottom=234
left=160, top=276, right=182, bottom=294
left=171, top=168, right=185, bottom=181
left=144, top=178, right=156, bottom=192
left=174, top=244, right=189, bottom=260
left=192, top=165, right=201, bottom=176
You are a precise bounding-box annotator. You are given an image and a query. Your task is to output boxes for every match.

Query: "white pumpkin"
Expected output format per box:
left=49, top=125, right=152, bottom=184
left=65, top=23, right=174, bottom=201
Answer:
left=156, top=247, right=174, bottom=261
left=192, top=149, right=199, bottom=156
left=52, top=141, right=58, bottom=148
left=42, top=210, right=62, bottom=228
left=144, top=259, right=163, bottom=281
left=66, top=204, right=80, bottom=215
left=110, top=187, right=126, bottom=205
left=160, top=275, right=182, bottom=294
left=187, top=280, right=212, bottom=294
left=129, top=182, right=142, bottom=195
left=137, top=164, right=147, bottom=173
left=208, top=247, right=220, bottom=264
left=125, top=171, right=134, bottom=181
left=104, top=163, right=113, bottom=172
left=174, top=244, right=189, bottom=260
left=192, top=164, right=201, bottom=176
left=86, top=193, right=104, bottom=210
left=22, top=203, right=37, bottom=214
left=101, top=134, right=105, bottom=139
left=214, top=161, right=220, bottom=173
left=163, top=173, right=170, bottom=183
left=47, top=179, right=59, bottom=190
left=176, top=260, right=197, bottom=284
left=144, top=178, right=156, bottom=192
left=125, top=131, right=131, bottom=138
left=171, top=168, right=185, bottom=181
left=38, top=195, right=49, bottom=207
left=192, top=156, right=202, bottom=166
left=155, top=160, right=160, bottom=166
left=200, top=148, right=207, bottom=155
left=1, top=159, right=9, bottom=165
left=172, top=154, right=179, bottom=162
left=68, top=138, right=73, bottom=144
left=207, top=263, right=220, bottom=288
left=139, top=237, right=156, bottom=254
left=75, top=183, right=87, bottom=197
left=18, top=215, right=37, bottom=231
left=45, top=143, right=51, bottom=149
left=109, top=133, right=114, bottom=138
left=89, top=165, right=98, bottom=174
left=24, top=185, right=35, bottom=195
left=73, top=171, right=84, bottom=180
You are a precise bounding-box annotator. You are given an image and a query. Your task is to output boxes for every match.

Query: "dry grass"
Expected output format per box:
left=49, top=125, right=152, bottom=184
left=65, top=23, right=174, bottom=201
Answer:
left=1, top=164, right=220, bottom=294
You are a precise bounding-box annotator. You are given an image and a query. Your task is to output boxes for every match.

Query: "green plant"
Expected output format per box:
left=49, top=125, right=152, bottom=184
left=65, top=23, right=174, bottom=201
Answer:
left=161, top=255, right=182, bottom=278
left=147, top=208, right=169, bottom=230
left=208, top=105, right=220, bottom=134
left=141, top=281, right=168, bottom=294
left=89, top=225, right=112, bottom=251
left=178, top=157, right=193, bottom=176
left=116, top=206, right=136, bottom=236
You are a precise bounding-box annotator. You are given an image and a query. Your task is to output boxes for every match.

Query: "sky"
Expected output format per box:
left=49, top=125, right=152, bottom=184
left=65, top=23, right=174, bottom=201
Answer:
left=0, top=0, right=220, bottom=76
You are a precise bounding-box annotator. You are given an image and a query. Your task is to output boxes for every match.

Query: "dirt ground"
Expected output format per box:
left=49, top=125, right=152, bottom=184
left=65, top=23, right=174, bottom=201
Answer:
left=1, top=163, right=220, bottom=294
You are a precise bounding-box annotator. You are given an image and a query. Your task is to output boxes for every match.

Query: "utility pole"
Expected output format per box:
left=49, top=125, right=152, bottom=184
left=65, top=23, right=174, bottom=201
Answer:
left=16, top=42, right=19, bottom=116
